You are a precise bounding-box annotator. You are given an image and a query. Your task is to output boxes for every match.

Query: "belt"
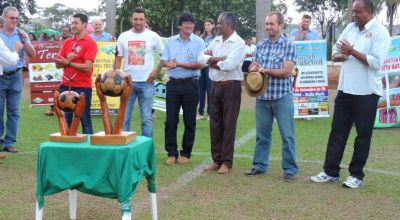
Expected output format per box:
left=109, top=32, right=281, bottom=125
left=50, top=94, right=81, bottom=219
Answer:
left=3, top=68, right=22, bottom=76
left=212, top=80, right=238, bottom=87
left=169, top=77, right=198, bottom=83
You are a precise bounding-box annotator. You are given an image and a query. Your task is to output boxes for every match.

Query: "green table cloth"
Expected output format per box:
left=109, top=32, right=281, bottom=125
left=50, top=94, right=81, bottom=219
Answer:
left=36, top=136, right=156, bottom=214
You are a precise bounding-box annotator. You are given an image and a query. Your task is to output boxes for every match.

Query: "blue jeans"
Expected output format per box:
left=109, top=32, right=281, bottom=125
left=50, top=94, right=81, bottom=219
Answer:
left=251, top=93, right=298, bottom=175
left=122, top=82, right=154, bottom=137
left=59, top=85, right=93, bottom=134
left=0, top=70, right=22, bottom=148
left=198, top=67, right=211, bottom=116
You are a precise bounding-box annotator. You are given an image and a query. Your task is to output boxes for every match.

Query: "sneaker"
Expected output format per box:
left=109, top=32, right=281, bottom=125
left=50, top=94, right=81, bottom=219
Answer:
left=342, top=176, right=363, bottom=189
left=196, top=114, right=205, bottom=120
left=207, top=116, right=210, bottom=121
left=165, top=157, right=176, bottom=165
left=310, top=171, right=339, bottom=183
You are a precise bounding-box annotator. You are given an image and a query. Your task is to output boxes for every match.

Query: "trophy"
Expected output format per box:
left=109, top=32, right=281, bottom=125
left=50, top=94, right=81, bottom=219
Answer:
left=90, top=69, right=136, bottom=145
left=49, top=90, right=88, bottom=142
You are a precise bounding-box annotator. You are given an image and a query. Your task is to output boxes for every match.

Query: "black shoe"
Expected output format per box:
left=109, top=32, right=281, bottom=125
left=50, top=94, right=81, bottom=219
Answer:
left=244, top=168, right=265, bottom=176
left=283, top=173, right=297, bottom=181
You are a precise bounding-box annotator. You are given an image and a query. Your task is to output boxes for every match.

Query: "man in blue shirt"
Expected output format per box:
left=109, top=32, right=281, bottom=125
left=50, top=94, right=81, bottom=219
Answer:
left=161, top=12, right=205, bottom=165
left=244, top=11, right=298, bottom=181
left=0, top=6, right=36, bottom=153
left=90, top=19, right=115, bottom=42
left=289, top=14, right=319, bottom=41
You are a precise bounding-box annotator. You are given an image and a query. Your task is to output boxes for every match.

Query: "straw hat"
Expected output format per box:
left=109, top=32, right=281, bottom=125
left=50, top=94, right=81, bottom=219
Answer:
left=244, top=71, right=268, bottom=97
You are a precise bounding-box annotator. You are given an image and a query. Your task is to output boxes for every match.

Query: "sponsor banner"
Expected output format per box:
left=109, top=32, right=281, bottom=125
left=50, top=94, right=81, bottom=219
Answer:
left=293, top=40, right=329, bottom=118
left=375, top=36, right=400, bottom=128
left=91, top=42, right=120, bottom=115
left=28, top=42, right=62, bottom=105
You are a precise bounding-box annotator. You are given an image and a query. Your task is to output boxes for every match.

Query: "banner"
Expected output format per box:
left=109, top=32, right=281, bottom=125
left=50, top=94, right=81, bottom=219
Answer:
left=293, top=40, right=329, bottom=118
left=91, top=42, right=120, bottom=115
left=28, top=42, right=62, bottom=105
left=374, top=36, right=400, bottom=128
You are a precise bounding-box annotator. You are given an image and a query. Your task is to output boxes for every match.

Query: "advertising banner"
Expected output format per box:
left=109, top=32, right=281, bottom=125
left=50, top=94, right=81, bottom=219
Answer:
left=293, top=40, right=329, bottom=118
left=374, top=36, right=400, bottom=128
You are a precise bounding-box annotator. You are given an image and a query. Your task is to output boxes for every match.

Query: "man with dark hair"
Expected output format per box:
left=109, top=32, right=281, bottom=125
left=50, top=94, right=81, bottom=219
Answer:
left=199, top=12, right=245, bottom=174
left=311, top=0, right=390, bottom=188
left=244, top=11, right=298, bottom=181
left=114, top=7, right=164, bottom=137
left=0, top=6, right=35, bottom=153
left=242, top=36, right=256, bottom=72
left=60, top=26, right=72, bottom=42
left=289, top=14, right=319, bottom=41
left=54, top=13, right=98, bottom=134
left=161, top=12, right=205, bottom=165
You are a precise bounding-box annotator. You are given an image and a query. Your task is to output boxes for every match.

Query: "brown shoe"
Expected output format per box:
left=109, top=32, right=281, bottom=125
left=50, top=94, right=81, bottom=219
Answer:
left=45, top=111, right=54, bottom=116
left=217, top=164, right=230, bottom=174
left=4, top=147, right=18, bottom=153
left=178, top=156, right=189, bottom=164
left=204, top=162, right=221, bottom=171
left=0, top=154, right=5, bottom=159
left=165, top=157, right=176, bottom=165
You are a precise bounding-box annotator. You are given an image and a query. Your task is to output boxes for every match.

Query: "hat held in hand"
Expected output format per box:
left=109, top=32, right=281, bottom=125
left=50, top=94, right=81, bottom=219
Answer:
left=244, top=71, right=268, bottom=97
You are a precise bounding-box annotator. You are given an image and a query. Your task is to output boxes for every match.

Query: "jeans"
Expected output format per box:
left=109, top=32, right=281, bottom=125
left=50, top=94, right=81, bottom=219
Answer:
left=0, top=70, right=22, bottom=148
left=59, top=85, right=93, bottom=134
left=252, top=93, right=298, bottom=175
left=122, top=82, right=154, bottom=137
left=323, top=91, right=379, bottom=180
left=198, top=67, right=211, bottom=116
left=165, top=79, right=199, bottom=158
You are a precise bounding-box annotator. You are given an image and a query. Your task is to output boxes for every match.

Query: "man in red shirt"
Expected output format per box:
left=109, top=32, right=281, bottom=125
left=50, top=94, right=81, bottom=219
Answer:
left=54, top=13, right=98, bottom=134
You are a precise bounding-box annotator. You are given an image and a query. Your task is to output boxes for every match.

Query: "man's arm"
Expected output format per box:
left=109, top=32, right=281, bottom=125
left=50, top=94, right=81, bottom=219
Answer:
left=0, top=41, right=20, bottom=66
left=260, top=60, right=295, bottom=78
left=114, top=56, right=123, bottom=69
left=146, top=62, right=163, bottom=83
left=54, top=54, right=93, bottom=72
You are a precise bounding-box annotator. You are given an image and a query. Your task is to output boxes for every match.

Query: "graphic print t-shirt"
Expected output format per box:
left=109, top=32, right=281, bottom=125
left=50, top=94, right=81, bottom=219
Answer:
left=117, top=29, right=164, bottom=82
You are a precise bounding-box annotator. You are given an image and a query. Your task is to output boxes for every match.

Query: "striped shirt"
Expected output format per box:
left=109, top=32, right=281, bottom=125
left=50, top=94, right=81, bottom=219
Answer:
left=254, top=34, right=296, bottom=100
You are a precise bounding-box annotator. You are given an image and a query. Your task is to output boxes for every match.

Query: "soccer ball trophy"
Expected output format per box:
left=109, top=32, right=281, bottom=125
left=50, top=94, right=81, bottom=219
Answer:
left=49, top=90, right=87, bottom=142
left=90, top=69, right=136, bottom=145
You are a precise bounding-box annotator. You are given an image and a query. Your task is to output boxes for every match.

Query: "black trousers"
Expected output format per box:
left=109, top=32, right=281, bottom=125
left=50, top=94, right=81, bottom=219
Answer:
left=323, top=91, right=379, bottom=180
left=165, top=79, right=199, bottom=158
left=210, top=81, right=242, bottom=168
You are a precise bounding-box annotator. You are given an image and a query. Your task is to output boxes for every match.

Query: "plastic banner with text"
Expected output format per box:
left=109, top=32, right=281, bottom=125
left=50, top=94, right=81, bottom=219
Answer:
left=293, top=40, right=329, bottom=118
left=374, top=36, right=400, bottom=128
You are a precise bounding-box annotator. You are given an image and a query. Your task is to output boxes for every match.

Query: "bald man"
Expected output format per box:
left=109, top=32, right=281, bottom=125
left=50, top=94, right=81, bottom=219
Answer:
left=90, top=19, right=115, bottom=41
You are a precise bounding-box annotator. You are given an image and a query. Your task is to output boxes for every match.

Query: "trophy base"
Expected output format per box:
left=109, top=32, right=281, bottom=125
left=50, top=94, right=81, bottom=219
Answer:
left=90, top=131, right=136, bottom=145
left=49, top=133, right=88, bottom=143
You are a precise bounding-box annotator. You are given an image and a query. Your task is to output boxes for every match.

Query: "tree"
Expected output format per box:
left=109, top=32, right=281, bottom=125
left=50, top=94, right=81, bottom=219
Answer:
left=385, top=0, right=399, bottom=36
left=0, top=0, right=37, bottom=22
left=294, top=0, right=347, bottom=39
left=38, top=3, right=98, bottom=30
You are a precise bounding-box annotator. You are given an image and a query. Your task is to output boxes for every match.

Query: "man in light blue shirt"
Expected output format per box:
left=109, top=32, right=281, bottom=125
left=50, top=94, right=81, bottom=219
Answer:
left=90, top=19, right=114, bottom=42
left=289, top=14, right=319, bottom=41
left=161, top=12, right=205, bottom=165
left=0, top=6, right=36, bottom=153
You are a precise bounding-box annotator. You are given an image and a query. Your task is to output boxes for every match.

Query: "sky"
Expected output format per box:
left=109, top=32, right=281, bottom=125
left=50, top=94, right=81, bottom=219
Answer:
left=34, top=0, right=398, bottom=26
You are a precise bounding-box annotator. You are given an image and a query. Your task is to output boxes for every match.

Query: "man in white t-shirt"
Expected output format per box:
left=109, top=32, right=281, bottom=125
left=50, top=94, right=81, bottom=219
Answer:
left=242, top=36, right=256, bottom=73
left=114, top=8, right=164, bottom=137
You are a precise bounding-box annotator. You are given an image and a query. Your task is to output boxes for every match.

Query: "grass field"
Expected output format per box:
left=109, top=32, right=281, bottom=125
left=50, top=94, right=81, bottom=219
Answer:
left=0, top=95, right=400, bottom=219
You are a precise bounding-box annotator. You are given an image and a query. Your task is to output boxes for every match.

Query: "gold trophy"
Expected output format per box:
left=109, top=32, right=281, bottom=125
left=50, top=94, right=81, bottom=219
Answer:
left=90, top=69, right=136, bottom=145
left=50, top=90, right=87, bottom=142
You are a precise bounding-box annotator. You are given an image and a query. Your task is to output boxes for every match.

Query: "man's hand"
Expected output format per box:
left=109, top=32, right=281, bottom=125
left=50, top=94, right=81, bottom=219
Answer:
left=207, top=56, right=226, bottom=66
left=165, top=59, right=178, bottom=70
left=54, top=54, right=69, bottom=67
left=13, top=42, right=23, bottom=53
left=249, top=62, right=261, bottom=72
left=146, top=70, right=158, bottom=83
left=336, top=40, right=353, bottom=56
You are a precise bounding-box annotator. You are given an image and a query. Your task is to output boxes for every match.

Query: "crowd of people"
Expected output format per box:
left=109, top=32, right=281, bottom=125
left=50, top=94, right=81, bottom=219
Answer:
left=0, top=0, right=392, bottom=189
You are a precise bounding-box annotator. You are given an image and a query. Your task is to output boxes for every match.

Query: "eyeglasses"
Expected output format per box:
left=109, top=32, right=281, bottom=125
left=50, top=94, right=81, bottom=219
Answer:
left=6, top=16, right=19, bottom=21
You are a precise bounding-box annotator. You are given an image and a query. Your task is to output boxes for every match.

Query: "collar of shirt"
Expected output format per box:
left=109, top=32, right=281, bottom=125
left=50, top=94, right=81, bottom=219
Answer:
left=264, top=34, right=285, bottom=45
left=214, top=31, right=241, bottom=44
left=173, top=33, right=196, bottom=42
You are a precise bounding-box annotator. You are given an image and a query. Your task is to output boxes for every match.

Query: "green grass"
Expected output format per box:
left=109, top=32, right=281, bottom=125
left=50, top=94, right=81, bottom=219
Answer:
left=1, top=99, right=400, bottom=219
